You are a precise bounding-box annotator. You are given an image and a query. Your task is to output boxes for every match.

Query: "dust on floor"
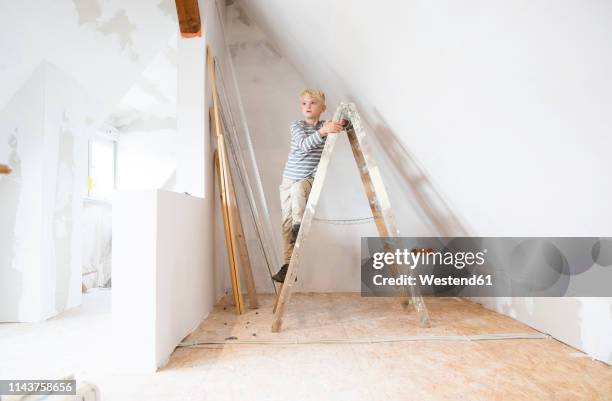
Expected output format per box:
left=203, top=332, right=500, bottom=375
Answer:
left=163, top=294, right=612, bottom=401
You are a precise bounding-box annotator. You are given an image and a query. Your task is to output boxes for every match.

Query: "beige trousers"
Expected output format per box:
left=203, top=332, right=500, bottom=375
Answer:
left=279, top=176, right=314, bottom=264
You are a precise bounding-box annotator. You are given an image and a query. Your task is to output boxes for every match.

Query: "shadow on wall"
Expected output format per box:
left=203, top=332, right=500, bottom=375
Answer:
left=368, top=111, right=600, bottom=361
left=370, top=108, right=468, bottom=237
left=369, top=112, right=612, bottom=362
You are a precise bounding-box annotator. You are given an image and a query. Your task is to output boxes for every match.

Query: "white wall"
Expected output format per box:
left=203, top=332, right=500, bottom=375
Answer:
left=0, top=62, right=92, bottom=322
left=238, top=0, right=612, bottom=236
left=0, top=0, right=178, bottom=321
left=117, top=129, right=177, bottom=190
left=176, top=35, right=206, bottom=197
left=0, top=0, right=177, bottom=122
left=114, top=35, right=179, bottom=192
left=111, top=0, right=240, bottom=371
left=233, top=0, right=612, bottom=363
left=155, top=190, right=216, bottom=367
left=225, top=3, right=432, bottom=293
left=112, top=190, right=157, bottom=371
left=0, top=64, right=45, bottom=322
left=112, top=190, right=216, bottom=372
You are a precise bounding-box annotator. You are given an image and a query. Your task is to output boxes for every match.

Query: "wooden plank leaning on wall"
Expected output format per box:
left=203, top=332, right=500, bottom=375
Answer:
left=208, top=47, right=258, bottom=314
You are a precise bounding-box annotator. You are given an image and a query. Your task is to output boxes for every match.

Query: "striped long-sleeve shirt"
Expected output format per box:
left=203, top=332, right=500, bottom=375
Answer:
left=282, top=120, right=327, bottom=180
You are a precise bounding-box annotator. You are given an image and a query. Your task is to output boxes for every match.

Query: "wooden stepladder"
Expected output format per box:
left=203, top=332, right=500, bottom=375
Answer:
left=209, top=46, right=258, bottom=313
left=271, top=102, right=431, bottom=332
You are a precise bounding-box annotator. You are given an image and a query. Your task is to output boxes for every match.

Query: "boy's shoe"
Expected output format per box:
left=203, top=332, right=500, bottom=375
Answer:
left=271, top=264, right=297, bottom=283
left=272, top=264, right=288, bottom=283
left=290, top=223, right=301, bottom=244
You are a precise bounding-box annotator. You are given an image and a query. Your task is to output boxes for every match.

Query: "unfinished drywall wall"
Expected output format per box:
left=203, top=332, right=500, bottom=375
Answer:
left=233, top=0, right=612, bottom=363
left=113, top=35, right=178, bottom=191
left=155, top=190, right=216, bottom=368
left=112, top=190, right=158, bottom=371
left=0, top=62, right=92, bottom=321
left=176, top=34, right=206, bottom=197
left=239, top=0, right=612, bottom=236
left=110, top=0, right=242, bottom=371
left=0, top=0, right=178, bottom=321
left=0, top=66, right=44, bottom=322
left=225, top=3, right=433, bottom=293
left=112, top=189, right=215, bottom=372
left=0, top=0, right=177, bottom=120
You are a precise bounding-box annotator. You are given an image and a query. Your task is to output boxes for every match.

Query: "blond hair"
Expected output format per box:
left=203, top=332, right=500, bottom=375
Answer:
left=300, top=89, right=326, bottom=104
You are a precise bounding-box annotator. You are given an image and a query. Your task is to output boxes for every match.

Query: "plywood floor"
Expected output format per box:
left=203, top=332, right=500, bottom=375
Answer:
left=2, top=292, right=609, bottom=400
left=162, top=294, right=612, bottom=401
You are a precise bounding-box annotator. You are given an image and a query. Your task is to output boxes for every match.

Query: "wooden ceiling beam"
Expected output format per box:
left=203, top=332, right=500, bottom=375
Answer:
left=175, top=0, right=202, bottom=38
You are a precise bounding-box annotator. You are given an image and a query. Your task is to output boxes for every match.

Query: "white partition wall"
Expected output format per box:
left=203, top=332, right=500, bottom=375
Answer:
left=112, top=189, right=216, bottom=372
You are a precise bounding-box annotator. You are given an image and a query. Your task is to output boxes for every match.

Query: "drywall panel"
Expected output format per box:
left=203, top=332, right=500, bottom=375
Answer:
left=0, top=64, right=45, bottom=322
left=0, top=0, right=177, bottom=122
left=112, top=189, right=216, bottom=372
left=224, top=3, right=432, bottom=293
left=112, top=190, right=158, bottom=372
left=114, top=35, right=178, bottom=192
left=42, top=62, right=92, bottom=318
left=0, top=62, right=91, bottom=322
left=176, top=35, right=206, bottom=197
left=239, top=0, right=612, bottom=236
left=155, top=190, right=216, bottom=368
left=234, top=0, right=612, bottom=362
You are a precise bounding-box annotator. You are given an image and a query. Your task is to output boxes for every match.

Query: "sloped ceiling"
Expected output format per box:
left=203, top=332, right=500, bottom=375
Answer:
left=107, top=34, right=177, bottom=133
left=0, top=0, right=177, bottom=121
left=236, top=0, right=612, bottom=235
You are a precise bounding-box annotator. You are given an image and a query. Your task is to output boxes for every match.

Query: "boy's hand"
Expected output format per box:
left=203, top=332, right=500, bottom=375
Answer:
left=318, top=120, right=345, bottom=137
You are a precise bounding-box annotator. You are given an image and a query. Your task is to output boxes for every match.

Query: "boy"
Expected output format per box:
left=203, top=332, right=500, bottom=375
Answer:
left=272, top=89, right=347, bottom=283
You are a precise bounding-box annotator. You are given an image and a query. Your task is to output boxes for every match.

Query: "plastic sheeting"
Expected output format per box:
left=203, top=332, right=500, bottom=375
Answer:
left=213, top=1, right=282, bottom=293
left=81, top=201, right=112, bottom=290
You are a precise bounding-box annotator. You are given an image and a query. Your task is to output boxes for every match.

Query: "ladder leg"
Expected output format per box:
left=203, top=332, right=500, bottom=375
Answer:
left=271, top=133, right=340, bottom=332
left=271, top=103, right=430, bottom=330
left=272, top=282, right=282, bottom=314
left=346, top=117, right=430, bottom=327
